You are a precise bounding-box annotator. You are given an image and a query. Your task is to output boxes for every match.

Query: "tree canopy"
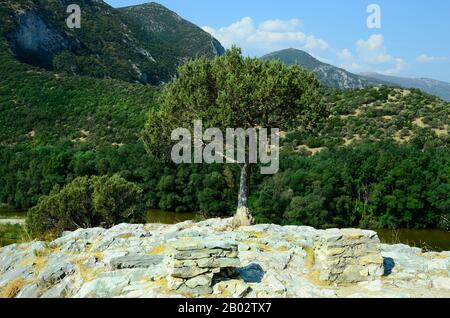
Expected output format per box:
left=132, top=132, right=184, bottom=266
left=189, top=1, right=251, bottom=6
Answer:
left=143, top=47, right=326, bottom=161
left=143, top=47, right=326, bottom=225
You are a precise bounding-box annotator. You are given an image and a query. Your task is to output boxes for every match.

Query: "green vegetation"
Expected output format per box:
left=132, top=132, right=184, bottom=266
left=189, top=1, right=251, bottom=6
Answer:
left=143, top=47, right=325, bottom=222
left=0, top=2, right=448, bottom=234
left=0, top=44, right=159, bottom=209
left=1, top=43, right=448, bottom=231
left=0, top=224, right=27, bottom=247
left=119, top=2, right=224, bottom=80
left=26, top=175, right=145, bottom=237
left=251, top=139, right=449, bottom=230
left=284, top=86, right=449, bottom=150
left=0, top=0, right=223, bottom=85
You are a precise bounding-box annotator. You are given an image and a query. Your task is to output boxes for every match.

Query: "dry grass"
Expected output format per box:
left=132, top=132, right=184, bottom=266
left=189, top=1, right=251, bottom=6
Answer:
left=0, top=278, right=27, bottom=298
left=34, top=256, right=48, bottom=272
left=307, top=270, right=329, bottom=287
left=246, top=231, right=267, bottom=239
left=433, top=125, right=449, bottom=137
left=74, top=257, right=97, bottom=282
left=303, top=246, right=316, bottom=269
left=343, top=135, right=361, bottom=146
left=340, top=108, right=364, bottom=119
left=257, top=243, right=271, bottom=252
left=147, top=244, right=166, bottom=255
left=296, top=145, right=324, bottom=155
left=275, top=245, right=289, bottom=252
left=413, top=117, right=427, bottom=128
left=393, top=131, right=412, bottom=143
left=117, top=233, right=134, bottom=239
left=32, top=243, right=60, bottom=272
left=92, top=251, right=103, bottom=261
left=423, top=252, right=449, bottom=260
left=38, top=230, right=59, bottom=242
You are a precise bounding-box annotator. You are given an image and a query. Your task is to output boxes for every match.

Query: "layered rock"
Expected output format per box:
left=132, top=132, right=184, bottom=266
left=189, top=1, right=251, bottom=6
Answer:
left=313, top=228, right=383, bottom=283
left=166, top=237, right=240, bottom=295
left=0, top=218, right=449, bottom=298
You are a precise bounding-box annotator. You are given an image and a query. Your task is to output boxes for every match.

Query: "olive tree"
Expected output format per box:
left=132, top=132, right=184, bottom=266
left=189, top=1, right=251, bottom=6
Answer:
left=143, top=47, right=325, bottom=227
left=26, top=175, right=145, bottom=237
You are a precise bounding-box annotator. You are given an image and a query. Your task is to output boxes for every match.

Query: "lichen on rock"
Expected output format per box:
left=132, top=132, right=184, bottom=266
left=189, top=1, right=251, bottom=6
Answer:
left=0, top=218, right=449, bottom=298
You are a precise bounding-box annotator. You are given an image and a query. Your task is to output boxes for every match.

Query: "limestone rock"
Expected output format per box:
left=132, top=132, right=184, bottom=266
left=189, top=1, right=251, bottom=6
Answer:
left=313, top=229, right=383, bottom=284
left=110, top=254, right=164, bottom=270
left=1, top=219, right=450, bottom=298
left=213, top=279, right=250, bottom=298
left=431, top=277, right=450, bottom=290
left=166, top=236, right=241, bottom=295
left=15, top=283, right=40, bottom=298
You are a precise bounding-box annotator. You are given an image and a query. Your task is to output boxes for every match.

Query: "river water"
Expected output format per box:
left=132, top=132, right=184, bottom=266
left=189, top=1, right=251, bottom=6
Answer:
left=1, top=208, right=449, bottom=251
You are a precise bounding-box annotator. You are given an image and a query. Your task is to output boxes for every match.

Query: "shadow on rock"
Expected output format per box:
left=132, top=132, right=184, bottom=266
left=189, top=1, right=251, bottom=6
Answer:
left=383, top=257, right=395, bottom=276
left=236, top=263, right=265, bottom=283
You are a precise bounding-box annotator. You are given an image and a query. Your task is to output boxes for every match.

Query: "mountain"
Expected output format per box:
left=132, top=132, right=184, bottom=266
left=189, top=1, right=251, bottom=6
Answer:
left=261, top=48, right=385, bottom=89
left=1, top=0, right=224, bottom=85
left=262, top=49, right=450, bottom=102
left=119, top=3, right=225, bottom=61
left=361, top=72, right=450, bottom=102
left=285, top=85, right=449, bottom=152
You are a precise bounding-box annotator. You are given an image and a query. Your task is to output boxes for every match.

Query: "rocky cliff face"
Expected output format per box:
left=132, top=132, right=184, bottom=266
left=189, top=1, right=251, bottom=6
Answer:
left=7, top=11, right=77, bottom=68
left=261, top=48, right=386, bottom=89
left=1, top=0, right=225, bottom=84
left=362, top=72, right=450, bottom=102
left=0, top=218, right=449, bottom=298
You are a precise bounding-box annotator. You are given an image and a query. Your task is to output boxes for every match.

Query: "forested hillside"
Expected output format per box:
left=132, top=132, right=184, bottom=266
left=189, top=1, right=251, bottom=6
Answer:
left=0, top=2, right=448, bottom=231
left=1, top=0, right=224, bottom=84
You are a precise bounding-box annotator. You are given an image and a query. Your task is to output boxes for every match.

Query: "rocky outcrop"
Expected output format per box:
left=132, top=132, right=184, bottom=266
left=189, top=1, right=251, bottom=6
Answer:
left=0, top=219, right=449, bottom=298
left=313, top=228, right=383, bottom=283
left=166, top=237, right=240, bottom=295
left=7, top=11, right=76, bottom=68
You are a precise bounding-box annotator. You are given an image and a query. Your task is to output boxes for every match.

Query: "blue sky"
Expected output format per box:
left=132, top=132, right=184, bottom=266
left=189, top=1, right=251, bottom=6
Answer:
left=105, top=0, right=450, bottom=82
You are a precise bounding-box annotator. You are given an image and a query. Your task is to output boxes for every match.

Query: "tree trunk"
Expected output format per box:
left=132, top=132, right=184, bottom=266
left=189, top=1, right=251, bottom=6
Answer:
left=232, top=163, right=255, bottom=228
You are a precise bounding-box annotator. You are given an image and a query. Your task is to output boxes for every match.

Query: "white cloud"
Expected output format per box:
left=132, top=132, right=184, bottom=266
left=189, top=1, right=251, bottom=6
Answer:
left=202, top=17, right=329, bottom=56
left=204, top=19, right=408, bottom=76
left=416, top=54, right=448, bottom=63
left=259, top=18, right=302, bottom=32
left=337, top=48, right=353, bottom=61
left=337, top=34, right=406, bottom=75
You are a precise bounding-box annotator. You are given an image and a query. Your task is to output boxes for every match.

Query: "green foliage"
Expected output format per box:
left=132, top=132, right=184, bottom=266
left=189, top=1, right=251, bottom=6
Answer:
left=0, top=2, right=448, bottom=232
left=197, top=171, right=235, bottom=217
left=143, top=47, right=324, bottom=160
left=119, top=2, right=224, bottom=80
left=0, top=224, right=26, bottom=247
left=0, top=0, right=222, bottom=85
left=26, top=175, right=145, bottom=237
left=251, top=140, right=450, bottom=230
left=284, top=86, right=449, bottom=150
left=146, top=47, right=323, bottom=135
left=143, top=47, right=325, bottom=213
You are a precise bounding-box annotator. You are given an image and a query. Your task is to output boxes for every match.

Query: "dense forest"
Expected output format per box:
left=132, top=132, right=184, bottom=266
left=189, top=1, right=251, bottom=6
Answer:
left=1, top=46, right=448, bottom=230
left=0, top=2, right=449, bottom=233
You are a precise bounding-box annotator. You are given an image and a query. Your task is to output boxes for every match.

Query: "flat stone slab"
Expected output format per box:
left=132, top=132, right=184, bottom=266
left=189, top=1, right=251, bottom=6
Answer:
left=110, top=254, right=164, bottom=269
left=1, top=219, right=450, bottom=298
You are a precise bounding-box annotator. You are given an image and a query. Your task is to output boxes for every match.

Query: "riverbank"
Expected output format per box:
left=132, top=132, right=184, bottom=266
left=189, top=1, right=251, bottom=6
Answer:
left=0, top=218, right=449, bottom=298
left=0, top=219, right=25, bottom=225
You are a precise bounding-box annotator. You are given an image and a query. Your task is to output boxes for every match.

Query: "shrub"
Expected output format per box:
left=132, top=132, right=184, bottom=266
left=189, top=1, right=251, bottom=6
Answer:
left=26, top=175, right=145, bottom=237
left=306, top=137, right=325, bottom=148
